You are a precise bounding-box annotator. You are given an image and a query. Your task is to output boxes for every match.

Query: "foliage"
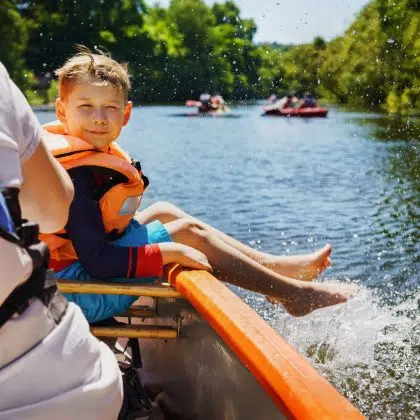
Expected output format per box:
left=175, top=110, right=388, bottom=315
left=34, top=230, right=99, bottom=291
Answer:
left=0, top=1, right=29, bottom=86
left=0, top=0, right=418, bottom=113
left=318, top=0, right=420, bottom=113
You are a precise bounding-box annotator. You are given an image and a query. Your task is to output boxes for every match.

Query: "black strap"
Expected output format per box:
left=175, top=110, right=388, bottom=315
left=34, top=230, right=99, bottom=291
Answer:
left=0, top=241, right=68, bottom=329
left=0, top=188, right=68, bottom=329
left=132, top=159, right=149, bottom=189
left=141, top=174, right=149, bottom=189
left=118, top=365, right=153, bottom=420
left=38, top=274, right=68, bottom=325
left=55, top=149, right=96, bottom=159
left=0, top=225, right=22, bottom=246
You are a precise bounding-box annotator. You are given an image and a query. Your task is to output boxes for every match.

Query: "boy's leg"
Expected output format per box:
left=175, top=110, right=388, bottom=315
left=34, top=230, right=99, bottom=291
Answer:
left=163, top=217, right=356, bottom=317
left=136, top=201, right=331, bottom=281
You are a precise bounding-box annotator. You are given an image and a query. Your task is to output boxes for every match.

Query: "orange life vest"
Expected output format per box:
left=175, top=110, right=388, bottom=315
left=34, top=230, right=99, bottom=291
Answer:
left=39, top=121, right=148, bottom=267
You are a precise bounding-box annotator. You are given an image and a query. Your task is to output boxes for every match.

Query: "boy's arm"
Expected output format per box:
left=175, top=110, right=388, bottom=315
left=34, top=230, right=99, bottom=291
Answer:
left=65, top=168, right=162, bottom=279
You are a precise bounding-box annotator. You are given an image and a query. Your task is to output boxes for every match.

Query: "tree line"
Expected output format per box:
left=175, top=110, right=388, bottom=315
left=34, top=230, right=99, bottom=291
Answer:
left=1, top=0, right=418, bottom=114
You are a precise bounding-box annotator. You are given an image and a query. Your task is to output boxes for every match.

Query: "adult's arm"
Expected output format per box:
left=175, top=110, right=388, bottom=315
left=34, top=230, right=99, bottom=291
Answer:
left=0, top=62, right=74, bottom=233
left=0, top=62, right=72, bottom=300
left=20, top=138, right=74, bottom=233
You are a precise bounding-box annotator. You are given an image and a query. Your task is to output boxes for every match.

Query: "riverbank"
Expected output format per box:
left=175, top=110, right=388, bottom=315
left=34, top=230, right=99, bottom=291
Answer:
left=31, top=99, right=420, bottom=118
left=31, top=103, right=55, bottom=112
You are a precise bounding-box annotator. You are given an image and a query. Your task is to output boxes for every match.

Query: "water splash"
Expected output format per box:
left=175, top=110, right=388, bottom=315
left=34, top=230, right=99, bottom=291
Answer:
left=271, top=284, right=419, bottom=419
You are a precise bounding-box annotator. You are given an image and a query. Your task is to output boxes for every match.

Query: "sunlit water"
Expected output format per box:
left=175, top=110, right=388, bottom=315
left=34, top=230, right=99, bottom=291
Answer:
left=36, top=104, right=419, bottom=419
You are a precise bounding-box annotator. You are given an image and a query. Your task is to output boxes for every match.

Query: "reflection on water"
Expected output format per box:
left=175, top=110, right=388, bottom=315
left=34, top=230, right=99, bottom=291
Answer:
left=354, top=115, right=420, bottom=141
left=35, top=105, right=419, bottom=419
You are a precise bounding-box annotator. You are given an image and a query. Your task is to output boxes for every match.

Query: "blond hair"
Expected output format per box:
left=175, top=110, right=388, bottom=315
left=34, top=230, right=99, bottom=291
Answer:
left=55, top=46, right=131, bottom=101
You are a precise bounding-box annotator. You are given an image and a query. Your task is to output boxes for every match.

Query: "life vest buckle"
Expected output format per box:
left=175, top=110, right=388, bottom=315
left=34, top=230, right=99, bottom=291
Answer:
left=119, top=195, right=143, bottom=216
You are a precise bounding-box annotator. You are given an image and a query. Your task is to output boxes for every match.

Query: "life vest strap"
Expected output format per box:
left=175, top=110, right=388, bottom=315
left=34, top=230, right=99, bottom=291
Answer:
left=55, top=149, right=96, bottom=159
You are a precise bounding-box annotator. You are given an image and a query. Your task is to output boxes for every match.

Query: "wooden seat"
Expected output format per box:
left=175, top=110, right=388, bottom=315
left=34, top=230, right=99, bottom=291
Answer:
left=118, top=305, right=155, bottom=318
left=57, top=279, right=184, bottom=298
left=56, top=279, right=181, bottom=339
left=91, top=324, right=177, bottom=339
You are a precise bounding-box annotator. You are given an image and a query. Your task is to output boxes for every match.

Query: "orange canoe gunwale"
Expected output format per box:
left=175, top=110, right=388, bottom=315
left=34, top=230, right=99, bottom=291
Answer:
left=165, top=264, right=364, bottom=420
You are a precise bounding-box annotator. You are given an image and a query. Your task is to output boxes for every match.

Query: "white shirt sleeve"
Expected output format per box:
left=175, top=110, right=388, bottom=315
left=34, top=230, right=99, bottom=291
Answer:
left=0, top=62, right=42, bottom=188
left=0, top=62, right=41, bottom=303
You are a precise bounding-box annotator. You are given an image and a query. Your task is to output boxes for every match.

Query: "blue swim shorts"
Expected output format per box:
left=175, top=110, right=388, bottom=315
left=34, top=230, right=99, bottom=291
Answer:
left=55, top=219, right=172, bottom=323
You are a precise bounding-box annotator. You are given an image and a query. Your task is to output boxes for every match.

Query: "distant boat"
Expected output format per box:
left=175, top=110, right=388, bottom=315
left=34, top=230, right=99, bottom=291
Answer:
left=170, top=111, right=242, bottom=118
left=172, top=99, right=240, bottom=117
left=263, top=106, right=328, bottom=118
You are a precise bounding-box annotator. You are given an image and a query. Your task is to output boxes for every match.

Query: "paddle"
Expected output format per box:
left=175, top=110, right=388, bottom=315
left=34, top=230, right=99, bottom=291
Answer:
left=185, top=100, right=202, bottom=107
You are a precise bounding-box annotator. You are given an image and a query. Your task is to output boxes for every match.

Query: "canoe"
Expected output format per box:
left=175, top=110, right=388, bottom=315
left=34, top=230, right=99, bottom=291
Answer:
left=263, top=106, right=328, bottom=118
left=57, top=265, right=363, bottom=419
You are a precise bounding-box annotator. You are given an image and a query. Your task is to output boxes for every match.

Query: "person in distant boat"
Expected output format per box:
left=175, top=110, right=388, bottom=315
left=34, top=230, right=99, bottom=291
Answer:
left=267, top=94, right=277, bottom=103
left=277, top=94, right=293, bottom=109
left=211, top=94, right=230, bottom=112
left=290, top=91, right=300, bottom=108
left=198, top=93, right=212, bottom=113
left=298, top=92, right=317, bottom=108
left=264, top=94, right=292, bottom=113
left=210, top=94, right=225, bottom=112
left=44, top=47, right=356, bottom=325
left=0, top=62, right=123, bottom=419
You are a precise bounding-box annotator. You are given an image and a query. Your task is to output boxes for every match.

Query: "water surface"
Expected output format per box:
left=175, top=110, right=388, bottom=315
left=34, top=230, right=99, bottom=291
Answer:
left=36, top=104, right=419, bottom=419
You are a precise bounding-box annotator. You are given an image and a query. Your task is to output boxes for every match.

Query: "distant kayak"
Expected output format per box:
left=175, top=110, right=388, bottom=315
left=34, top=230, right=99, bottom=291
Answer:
left=170, top=112, right=242, bottom=118
left=185, top=98, right=234, bottom=116
left=263, top=106, right=328, bottom=118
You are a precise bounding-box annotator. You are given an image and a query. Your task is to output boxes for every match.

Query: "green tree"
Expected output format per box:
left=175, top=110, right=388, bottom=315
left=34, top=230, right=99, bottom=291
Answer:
left=4, top=0, right=419, bottom=112
left=0, top=1, right=29, bottom=85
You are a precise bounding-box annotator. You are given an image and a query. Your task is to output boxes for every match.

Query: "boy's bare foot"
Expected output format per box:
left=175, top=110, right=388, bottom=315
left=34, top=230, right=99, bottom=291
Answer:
left=263, top=244, right=332, bottom=281
left=267, top=282, right=358, bottom=317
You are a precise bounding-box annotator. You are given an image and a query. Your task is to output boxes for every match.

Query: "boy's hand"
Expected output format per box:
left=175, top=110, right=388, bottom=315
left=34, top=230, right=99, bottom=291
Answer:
left=158, top=243, right=212, bottom=272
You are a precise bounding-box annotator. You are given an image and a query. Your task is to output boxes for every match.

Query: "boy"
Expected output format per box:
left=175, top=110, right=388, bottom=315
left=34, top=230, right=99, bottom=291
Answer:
left=43, top=48, right=356, bottom=323
left=0, top=61, right=122, bottom=420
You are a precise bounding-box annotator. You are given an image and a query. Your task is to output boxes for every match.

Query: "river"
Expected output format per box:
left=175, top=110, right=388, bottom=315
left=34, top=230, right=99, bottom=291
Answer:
left=36, top=104, right=419, bottom=419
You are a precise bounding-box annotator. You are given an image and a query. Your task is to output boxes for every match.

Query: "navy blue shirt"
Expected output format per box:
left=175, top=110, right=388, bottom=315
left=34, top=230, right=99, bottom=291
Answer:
left=64, top=167, right=161, bottom=279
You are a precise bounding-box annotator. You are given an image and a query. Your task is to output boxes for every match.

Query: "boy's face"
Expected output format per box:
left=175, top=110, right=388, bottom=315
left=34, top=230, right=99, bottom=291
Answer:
left=56, top=78, right=132, bottom=151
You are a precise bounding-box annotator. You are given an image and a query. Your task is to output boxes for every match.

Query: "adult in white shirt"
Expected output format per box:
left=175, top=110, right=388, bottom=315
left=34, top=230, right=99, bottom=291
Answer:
left=0, top=62, right=122, bottom=420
